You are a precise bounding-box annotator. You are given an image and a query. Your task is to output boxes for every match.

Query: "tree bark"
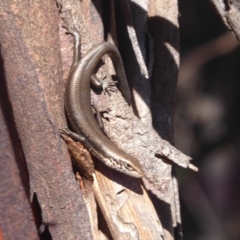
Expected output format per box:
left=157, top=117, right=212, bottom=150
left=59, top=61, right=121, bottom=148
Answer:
left=0, top=1, right=92, bottom=239
left=0, top=0, right=187, bottom=239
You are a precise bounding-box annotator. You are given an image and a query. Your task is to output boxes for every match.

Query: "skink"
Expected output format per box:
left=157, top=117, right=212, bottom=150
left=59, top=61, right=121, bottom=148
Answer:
left=63, top=30, right=143, bottom=178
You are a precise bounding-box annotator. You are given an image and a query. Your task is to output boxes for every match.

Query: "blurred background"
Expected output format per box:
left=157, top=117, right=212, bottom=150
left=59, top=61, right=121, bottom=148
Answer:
left=175, top=0, right=240, bottom=239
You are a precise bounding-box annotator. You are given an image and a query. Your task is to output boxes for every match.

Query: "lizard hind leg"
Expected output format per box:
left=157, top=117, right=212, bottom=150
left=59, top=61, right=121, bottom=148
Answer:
left=59, top=128, right=91, bottom=149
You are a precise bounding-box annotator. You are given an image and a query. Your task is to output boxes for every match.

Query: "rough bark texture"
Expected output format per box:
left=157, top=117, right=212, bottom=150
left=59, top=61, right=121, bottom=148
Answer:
left=0, top=1, right=92, bottom=239
left=0, top=59, right=38, bottom=240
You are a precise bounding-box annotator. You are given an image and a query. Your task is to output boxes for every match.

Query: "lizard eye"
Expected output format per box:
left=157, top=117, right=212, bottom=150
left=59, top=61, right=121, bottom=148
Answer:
left=125, top=163, right=134, bottom=171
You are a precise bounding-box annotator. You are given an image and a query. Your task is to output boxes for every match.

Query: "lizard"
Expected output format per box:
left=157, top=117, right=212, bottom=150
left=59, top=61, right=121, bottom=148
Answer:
left=60, top=28, right=144, bottom=178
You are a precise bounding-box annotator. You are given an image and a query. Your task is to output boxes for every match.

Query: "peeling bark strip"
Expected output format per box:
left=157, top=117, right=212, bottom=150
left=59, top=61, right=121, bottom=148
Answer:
left=148, top=0, right=183, bottom=239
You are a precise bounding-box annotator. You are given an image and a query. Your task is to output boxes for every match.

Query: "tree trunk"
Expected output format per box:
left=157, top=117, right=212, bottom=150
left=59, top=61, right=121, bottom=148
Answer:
left=0, top=0, right=189, bottom=239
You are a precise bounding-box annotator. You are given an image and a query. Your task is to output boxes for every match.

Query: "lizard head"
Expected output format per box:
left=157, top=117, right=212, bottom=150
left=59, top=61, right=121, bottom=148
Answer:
left=104, top=153, right=144, bottom=178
